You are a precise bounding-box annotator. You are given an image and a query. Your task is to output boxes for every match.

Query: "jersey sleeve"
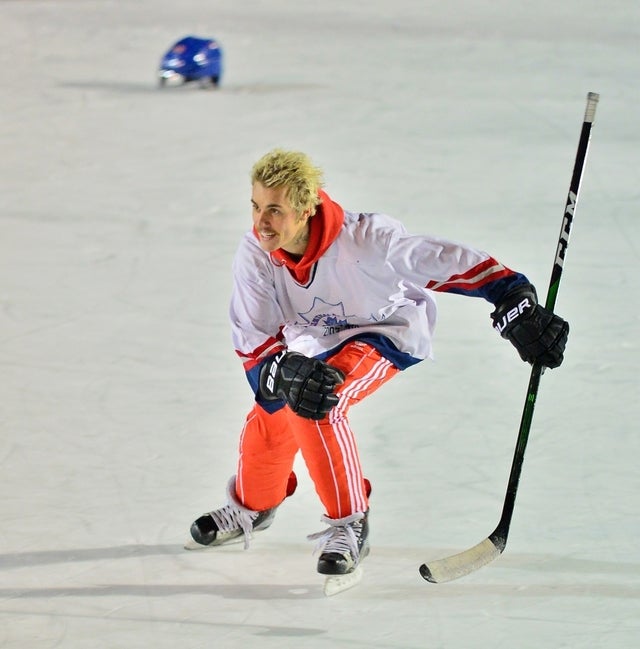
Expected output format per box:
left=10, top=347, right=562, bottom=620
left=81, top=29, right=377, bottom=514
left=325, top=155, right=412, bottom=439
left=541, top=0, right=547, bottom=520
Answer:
left=383, top=224, right=530, bottom=304
left=230, top=235, right=287, bottom=400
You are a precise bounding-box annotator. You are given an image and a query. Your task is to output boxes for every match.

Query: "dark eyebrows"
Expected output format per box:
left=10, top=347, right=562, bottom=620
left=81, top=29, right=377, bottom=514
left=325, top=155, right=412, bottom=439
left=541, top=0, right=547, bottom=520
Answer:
left=251, top=198, right=284, bottom=210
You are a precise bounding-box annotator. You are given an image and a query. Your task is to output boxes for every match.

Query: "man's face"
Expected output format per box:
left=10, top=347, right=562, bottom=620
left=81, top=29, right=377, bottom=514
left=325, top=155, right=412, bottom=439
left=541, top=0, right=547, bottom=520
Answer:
left=251, top=182, right=310, bottom=256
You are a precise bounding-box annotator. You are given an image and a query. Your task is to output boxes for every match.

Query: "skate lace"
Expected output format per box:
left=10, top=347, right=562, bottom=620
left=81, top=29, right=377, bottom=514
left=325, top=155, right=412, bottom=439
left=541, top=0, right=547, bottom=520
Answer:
left=307, top=513, right=365, bottom=560
left=209, top=503, right=258, bottom=550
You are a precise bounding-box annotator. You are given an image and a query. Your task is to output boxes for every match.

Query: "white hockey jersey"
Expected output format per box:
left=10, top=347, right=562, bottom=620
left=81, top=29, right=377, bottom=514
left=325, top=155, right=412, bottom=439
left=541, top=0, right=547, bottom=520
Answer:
left=230, top=192, right=525, bottom=385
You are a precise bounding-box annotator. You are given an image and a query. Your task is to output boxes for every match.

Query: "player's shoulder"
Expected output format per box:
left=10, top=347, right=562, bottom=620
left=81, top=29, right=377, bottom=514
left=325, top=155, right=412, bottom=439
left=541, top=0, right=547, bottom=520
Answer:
left=233, top=231, right=271, bottom=271
left=236, top=230, right=267, bottom=256
left=342, top=210, right=408, bottom=243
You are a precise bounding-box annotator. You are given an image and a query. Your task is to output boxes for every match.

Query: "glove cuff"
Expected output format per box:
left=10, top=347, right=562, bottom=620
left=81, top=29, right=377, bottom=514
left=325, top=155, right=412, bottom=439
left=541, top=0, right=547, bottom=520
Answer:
left=491, top=283, right=538, bottom=338
left=258, top=350, right=288, bottom=401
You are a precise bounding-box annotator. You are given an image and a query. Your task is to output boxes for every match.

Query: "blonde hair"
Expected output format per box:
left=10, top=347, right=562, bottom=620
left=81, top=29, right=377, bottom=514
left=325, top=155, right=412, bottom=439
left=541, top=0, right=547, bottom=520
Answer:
left=251, top=149, right=324, bottom=215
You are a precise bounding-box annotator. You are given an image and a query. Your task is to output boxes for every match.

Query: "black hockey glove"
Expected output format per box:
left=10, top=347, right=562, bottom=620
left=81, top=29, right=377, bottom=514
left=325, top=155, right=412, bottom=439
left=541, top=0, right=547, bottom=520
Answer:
left=259, top=351, right=345, bottom=420
left=491, top=284, right=569, bottom=369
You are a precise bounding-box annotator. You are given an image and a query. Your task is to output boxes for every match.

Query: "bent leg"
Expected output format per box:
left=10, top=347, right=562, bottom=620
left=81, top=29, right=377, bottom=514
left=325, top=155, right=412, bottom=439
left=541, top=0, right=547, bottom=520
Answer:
left=289, top=341, right=398, bottom=518
left=236, top=404, right=299, bottom=511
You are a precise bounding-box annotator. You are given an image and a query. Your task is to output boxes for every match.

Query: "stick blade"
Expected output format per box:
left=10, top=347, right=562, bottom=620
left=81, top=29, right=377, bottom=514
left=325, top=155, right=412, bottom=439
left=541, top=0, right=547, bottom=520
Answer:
left=419, top=536, right=504, bottom=583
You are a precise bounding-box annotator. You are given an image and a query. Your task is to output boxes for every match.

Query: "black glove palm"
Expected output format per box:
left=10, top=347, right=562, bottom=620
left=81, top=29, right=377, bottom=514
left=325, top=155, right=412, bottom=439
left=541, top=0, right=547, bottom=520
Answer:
left=491, top=284, right=569, bottom=369
left=259, top=351, right=345, bottom=420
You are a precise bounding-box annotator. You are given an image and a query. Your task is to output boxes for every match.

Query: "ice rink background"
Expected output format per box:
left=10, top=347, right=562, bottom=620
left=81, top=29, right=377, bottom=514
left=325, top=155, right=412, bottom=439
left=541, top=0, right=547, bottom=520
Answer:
left=1, top=1, right=638, bottom=647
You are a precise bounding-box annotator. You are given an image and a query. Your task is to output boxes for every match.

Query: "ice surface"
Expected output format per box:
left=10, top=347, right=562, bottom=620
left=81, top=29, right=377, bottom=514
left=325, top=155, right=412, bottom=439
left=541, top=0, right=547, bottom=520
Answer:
left=1, top=1, right=638, bottom=647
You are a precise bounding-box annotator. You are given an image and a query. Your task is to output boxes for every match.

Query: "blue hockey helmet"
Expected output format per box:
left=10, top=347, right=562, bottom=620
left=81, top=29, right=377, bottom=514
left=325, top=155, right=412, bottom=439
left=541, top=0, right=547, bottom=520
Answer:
left=158, top=36, right=223, bottom=87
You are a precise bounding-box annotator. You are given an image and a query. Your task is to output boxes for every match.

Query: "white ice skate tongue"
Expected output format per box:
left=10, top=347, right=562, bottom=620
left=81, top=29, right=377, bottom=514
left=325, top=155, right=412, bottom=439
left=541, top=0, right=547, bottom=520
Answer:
left=323, top=566, right=363, bottom=596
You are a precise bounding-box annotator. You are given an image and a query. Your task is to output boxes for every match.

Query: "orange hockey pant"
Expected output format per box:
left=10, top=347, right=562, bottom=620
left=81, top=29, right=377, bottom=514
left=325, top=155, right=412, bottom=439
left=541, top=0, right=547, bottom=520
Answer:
left=234, top=340, right=399, bottom=519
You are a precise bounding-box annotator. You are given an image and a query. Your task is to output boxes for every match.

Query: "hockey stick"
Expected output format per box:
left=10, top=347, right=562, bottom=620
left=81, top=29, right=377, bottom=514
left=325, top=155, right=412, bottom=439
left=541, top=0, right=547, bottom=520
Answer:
left=420, top=92, right=600, bottom=583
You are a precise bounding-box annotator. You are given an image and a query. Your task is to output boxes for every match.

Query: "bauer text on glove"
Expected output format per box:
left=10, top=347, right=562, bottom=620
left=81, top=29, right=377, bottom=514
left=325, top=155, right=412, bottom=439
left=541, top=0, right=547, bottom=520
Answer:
left=259, top=351, right=345, bottom=420
left=491, top=284, right=569, bottom=369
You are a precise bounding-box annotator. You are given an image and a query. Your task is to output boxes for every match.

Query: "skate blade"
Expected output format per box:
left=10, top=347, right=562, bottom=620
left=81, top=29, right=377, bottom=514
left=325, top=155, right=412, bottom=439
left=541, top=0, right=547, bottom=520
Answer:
left=323, top=566, right=363, bottom=596
left=183, top=535, right=247, bottom=550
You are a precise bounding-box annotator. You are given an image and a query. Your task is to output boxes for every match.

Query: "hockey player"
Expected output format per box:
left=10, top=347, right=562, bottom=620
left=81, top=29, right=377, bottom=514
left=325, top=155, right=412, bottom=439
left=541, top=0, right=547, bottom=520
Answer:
left=186, top=149, right=569, bottom=579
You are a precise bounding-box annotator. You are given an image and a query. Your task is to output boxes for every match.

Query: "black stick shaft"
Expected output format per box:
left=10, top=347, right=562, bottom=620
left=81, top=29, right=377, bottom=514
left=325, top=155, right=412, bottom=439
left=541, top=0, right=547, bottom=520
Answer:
left=492, top=92, right=599, bottom=545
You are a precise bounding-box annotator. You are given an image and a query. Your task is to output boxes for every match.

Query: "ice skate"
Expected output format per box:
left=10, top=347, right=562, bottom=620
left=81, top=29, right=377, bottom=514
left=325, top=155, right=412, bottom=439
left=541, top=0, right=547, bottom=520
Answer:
left=185, top=476, right=277, bottom=550
left=310, top=511, right=370, bottom=574
left=308, top=511, right=369, bottom=595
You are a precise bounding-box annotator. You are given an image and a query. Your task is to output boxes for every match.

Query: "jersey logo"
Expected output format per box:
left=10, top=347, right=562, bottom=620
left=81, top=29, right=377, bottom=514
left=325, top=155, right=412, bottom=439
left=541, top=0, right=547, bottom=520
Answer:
left=297, top=297, right=360, bottom=336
